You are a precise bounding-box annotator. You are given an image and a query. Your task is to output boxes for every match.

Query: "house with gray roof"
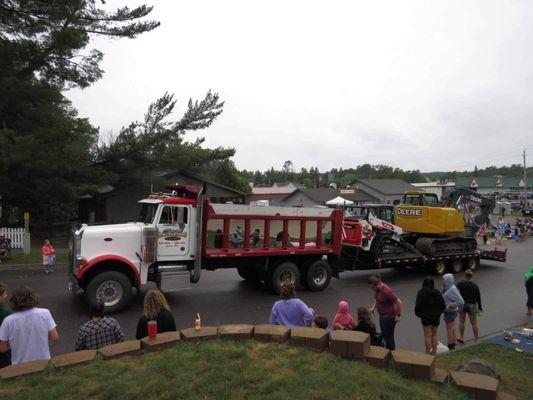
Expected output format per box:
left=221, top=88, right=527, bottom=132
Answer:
left=280, top=187, right=377, bottom=207
left=351, top=179, right=418, bottom=204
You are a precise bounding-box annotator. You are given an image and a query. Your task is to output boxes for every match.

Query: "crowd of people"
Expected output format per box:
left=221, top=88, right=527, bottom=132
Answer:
left=482, top=217, right=532, bottom=245
left=0, top=265, right=530, bottom=367
left=269, top=271, right=486, bottom=355
left=0, top=285, right=179, bottom=367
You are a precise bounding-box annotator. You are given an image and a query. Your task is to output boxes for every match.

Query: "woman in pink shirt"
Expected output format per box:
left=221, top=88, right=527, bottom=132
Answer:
left=41, top=239, right=55, bottom=274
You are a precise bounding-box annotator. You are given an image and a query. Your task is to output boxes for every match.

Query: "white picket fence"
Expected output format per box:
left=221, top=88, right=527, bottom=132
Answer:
left=0, top=227, right=25, bottom=249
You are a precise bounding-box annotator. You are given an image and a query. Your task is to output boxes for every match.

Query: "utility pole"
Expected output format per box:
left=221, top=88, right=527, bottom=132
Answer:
left=522, top=149, right=529, bottom=208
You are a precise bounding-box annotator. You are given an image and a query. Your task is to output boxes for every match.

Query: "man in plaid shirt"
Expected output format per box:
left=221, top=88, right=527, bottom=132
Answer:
left=75, top=302, right=125, bottom=350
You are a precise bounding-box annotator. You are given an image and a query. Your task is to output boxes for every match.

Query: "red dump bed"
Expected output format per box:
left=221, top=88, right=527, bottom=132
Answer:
left=201, top=200, right=343, bottom=258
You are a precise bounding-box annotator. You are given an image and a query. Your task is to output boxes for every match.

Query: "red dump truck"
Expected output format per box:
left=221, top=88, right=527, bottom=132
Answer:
left=69, top=185, right=344, bottom=312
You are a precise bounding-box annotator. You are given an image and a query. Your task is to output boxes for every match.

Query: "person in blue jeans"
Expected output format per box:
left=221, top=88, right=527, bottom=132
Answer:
left=269, top=281, right=313, bottom=327
left=368, top=273, right=402, bottom=350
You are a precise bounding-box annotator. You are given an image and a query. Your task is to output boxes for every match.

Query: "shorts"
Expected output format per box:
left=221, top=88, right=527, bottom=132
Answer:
left=443, top=310, right=458, bottom=323
left=421, top=315, right=440, bottom=327
left=462, top=303, right=478, bottom=317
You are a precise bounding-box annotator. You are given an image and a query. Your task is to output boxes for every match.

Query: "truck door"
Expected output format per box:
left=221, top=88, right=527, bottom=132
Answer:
left=156, top=205, right=190, bottom=260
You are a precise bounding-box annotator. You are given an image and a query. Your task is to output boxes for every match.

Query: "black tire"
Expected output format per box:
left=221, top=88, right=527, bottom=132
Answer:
left=448, top=259, right=463, bottom=274
left=85, top=271, right=133, bottom=314
left=237, top=267, right=262, bottom=284
left=432, top=260, right=446, bottom=276
left=305, top=260, right=332, bottom=291
left=463, top=257, right=479, bottom=271
left=271, top=261, right=300, bottom=294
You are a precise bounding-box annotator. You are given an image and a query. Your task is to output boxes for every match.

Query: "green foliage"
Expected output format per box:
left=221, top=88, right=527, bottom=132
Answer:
left=0, top=340, right=467, bottom=400
left=247, top=163, right=426, bottom=188
left=425, top=164, right=533, bottom=182
left=93, top=91, right=243, bottom=192
left=1, top=0, right=159, bottom=89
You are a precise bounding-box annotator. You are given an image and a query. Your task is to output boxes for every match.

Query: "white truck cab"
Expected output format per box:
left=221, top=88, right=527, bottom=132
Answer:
left=69, top=187, right=204, bottom=312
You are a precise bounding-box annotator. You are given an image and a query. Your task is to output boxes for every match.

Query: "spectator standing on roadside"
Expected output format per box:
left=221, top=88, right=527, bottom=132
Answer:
left=442, top=274, right=464, bottom=350
left=0, top=286, right=59, bottom=364
left=524, top=266, right=533, bottom=316
left=457, top=269, right=483, bottom=343
left=75, top=302, right=125, bottom=350
left=368, top=274, right=402, bottom=350
left=414, top=278, right=445, bottom=355
left=269, top=280, right=313, bottom=327
left=135, top=290, right=177, bottom=339
left=0, top=283, right=12, bottom=367
left=41, top=239, right=56, bottom=274
left=332, top=300, right=357, bottom=330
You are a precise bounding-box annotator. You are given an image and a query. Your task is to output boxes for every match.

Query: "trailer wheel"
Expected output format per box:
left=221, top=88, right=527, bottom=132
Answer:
left=449, top=259, right=463, bottom=274
left=432, top=260, right=446, bottom=276
left=463, top=257, right=479, bottom=271
left=271, top=261, right=300, bottom=294
left=306, top=260, right=332, bottom=291
left=85, top=271, right=132, bottom=314
left=237, top=267, right=262, bottom=284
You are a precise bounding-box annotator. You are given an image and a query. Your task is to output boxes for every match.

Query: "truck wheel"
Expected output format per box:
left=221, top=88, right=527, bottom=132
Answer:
left=306, top=260, right=331, bottom=291
left=271, top=261, right=300, bottom=294
left=463, top=257, right=479, bottom=271
left=85, top=271, right=132, bottom=314
left=432, top=260, right=446, bottom=276
left=237, top=267, right=262, bottom=284
left=449, top=259, right=463, bottom=274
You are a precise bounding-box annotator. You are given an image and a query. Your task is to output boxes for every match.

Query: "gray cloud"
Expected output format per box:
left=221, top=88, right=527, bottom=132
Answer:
left=67, top=0, right=533, bottom=172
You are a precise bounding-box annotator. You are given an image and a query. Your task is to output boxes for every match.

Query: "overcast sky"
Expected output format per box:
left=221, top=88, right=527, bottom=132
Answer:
left=67, top=0, right=533, bottom=173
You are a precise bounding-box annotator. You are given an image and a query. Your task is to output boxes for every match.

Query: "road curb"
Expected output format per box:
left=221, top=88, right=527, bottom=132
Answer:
left=0, top=263, right=68, bottom=272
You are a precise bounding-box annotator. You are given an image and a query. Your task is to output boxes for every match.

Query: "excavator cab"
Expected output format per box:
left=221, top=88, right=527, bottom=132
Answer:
left=394, top=191, right=465, bottom=236
left=403, top=192, right=439, bottom=207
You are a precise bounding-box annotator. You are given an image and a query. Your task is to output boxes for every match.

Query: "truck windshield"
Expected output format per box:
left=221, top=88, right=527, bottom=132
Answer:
left=138, top=203, right=158, bottom=224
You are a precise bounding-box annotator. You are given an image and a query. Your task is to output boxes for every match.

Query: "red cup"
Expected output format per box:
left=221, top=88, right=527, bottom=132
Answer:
left=147, top=320, right=157, bottom=339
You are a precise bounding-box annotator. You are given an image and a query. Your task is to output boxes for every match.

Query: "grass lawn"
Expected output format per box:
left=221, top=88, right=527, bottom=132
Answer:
left=436, top=342, right=533, bottom=400
left=2, top=249, right=68, bottom=265
left=0, top=340, right=467, bottom=400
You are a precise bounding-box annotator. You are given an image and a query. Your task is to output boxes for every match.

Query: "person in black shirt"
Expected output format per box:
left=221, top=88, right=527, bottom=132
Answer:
left=355, top=306, right=384, bottom=347
left=456, top=269, right=482, bottom=343
left=135, top=290, right=177, bottom=339
left=414, top=278, right=446, bottom=355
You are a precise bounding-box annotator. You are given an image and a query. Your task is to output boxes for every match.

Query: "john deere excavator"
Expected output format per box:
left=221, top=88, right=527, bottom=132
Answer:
left=394, top=187, right=495, bottom=256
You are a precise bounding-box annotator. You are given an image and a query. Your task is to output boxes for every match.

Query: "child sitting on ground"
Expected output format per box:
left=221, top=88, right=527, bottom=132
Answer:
left=355, top=306, right=384, bottom=347
left=333, top=300, right=357, bottom=330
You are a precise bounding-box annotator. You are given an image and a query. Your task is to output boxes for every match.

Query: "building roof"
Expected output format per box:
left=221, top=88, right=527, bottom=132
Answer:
left=354, top=179, right=417, bottom=195
left=252, top=186, right=297, bottom=195
left=284, top=188, right=377, bottom=203
left=84, top=169, right=247, bottom=199
left=454, top=176, right=524, bottom=189
left=412, top=181, right=455, bottom=188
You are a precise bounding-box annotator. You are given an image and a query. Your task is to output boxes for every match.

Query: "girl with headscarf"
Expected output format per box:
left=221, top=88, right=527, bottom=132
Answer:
left=524, top=266, right=533, bottom=316
left=442, top=274, right=464, bottom=350
left=333, top=300, right=357, bottom=330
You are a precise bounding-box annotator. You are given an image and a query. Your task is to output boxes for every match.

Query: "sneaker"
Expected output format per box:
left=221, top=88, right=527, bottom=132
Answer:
left=448, top=343, right=456, bottom=350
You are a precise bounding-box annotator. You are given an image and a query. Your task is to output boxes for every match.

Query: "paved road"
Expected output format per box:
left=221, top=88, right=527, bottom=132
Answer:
left=0, top=239, right=531, bottom=356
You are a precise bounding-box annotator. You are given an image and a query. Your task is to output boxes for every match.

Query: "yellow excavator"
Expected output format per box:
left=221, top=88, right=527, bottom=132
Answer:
left=394, top=188, right=495, bottom=255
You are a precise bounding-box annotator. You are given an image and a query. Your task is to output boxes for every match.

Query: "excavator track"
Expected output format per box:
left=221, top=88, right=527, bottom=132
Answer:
left=414, top=236, right=477, bottom=256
